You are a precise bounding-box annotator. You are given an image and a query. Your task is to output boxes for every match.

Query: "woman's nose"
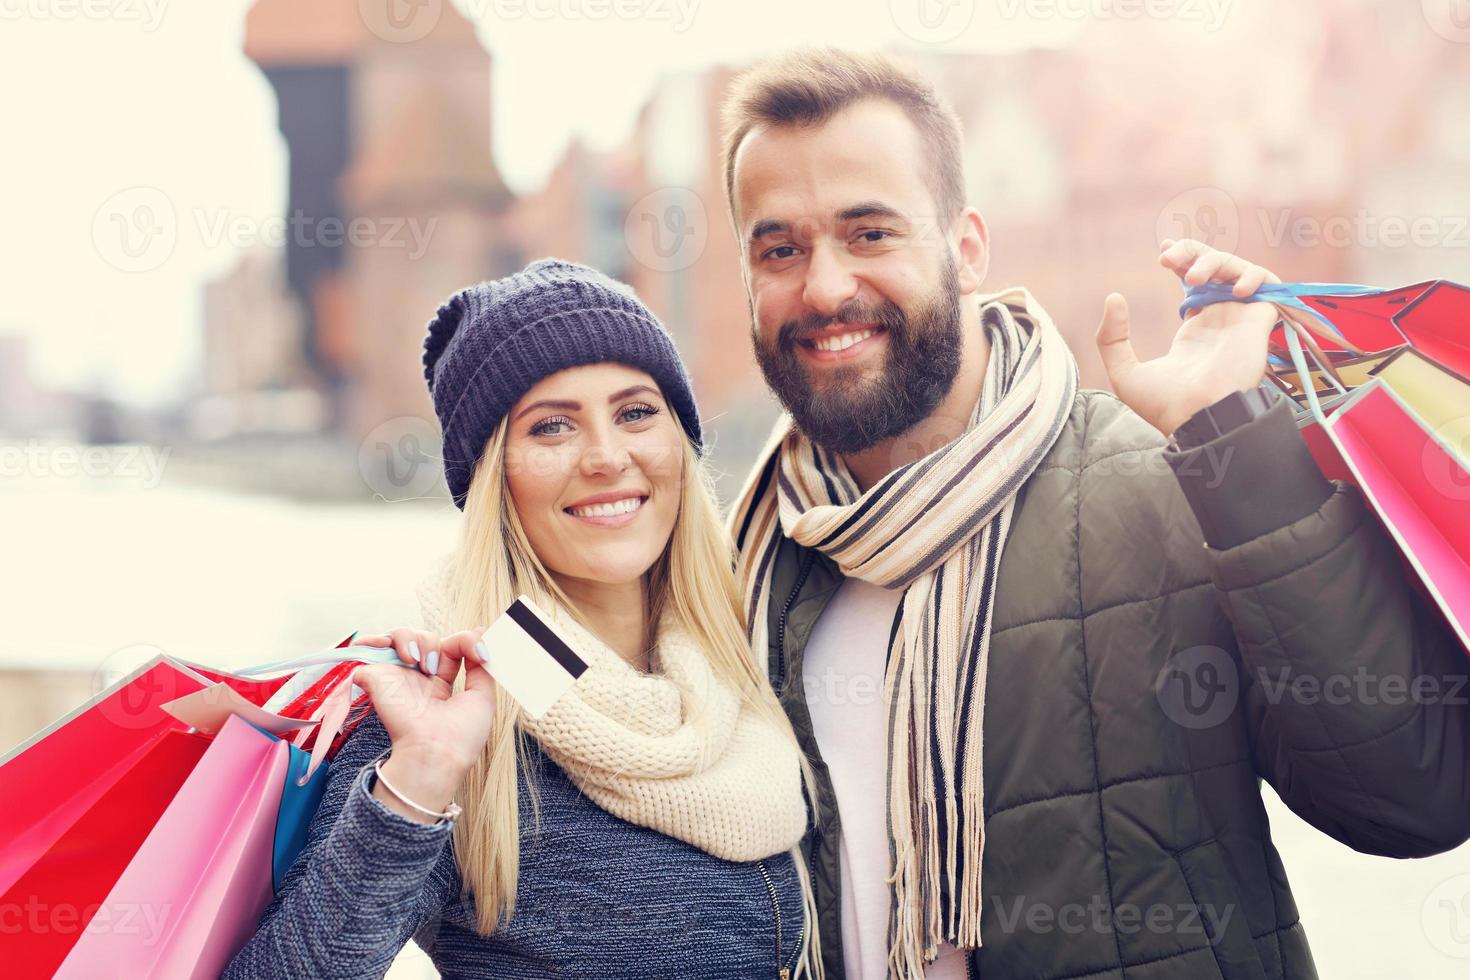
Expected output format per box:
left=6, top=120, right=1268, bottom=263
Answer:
left=577, top=435, right=632, bottom=478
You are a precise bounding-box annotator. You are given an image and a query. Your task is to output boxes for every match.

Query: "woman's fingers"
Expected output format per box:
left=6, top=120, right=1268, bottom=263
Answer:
left=357, top=628, right=444, bottom=676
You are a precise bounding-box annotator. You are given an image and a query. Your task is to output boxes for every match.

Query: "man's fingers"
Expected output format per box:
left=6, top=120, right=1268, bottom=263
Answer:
left=1232, top=263, right=1270, bottom=298
left=1159, top=238, right=1207, bottom=272
left=1095, top=293, right=1139, bottom=385
left=1183, top=250, right=1228, bottom=285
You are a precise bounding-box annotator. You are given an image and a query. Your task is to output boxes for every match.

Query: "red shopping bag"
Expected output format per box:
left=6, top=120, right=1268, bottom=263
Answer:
left=0, top=650, right=334, bottom=978
left=54, top=714, right=292, bottom=980
left=1268, top=280, right=1470, bottom=379
left=0, top=657, right=221, bottom=978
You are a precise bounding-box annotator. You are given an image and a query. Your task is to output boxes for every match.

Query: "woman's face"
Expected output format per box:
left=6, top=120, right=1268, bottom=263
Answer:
left=503, top=363, right=684, bottom=590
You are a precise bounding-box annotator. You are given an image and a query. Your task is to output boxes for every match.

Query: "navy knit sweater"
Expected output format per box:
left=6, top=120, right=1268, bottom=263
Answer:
left=222, top=711, right=806, bottom=979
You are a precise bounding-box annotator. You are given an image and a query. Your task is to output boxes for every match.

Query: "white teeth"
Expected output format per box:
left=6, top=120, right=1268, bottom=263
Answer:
left=812, top=328, right=877, bottom=352
left=569, top=497, right=644, bottom=519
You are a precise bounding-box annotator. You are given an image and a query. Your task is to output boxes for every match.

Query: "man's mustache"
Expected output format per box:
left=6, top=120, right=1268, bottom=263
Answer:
left=779, top=302, right=906, bottom=346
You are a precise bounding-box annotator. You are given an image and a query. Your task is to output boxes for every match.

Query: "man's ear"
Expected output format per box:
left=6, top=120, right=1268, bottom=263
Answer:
left=953, top=206, right=990, bottom=294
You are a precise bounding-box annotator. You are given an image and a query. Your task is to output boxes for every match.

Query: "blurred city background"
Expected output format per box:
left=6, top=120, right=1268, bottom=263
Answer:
left=3, top=0, right=1470, bottom=975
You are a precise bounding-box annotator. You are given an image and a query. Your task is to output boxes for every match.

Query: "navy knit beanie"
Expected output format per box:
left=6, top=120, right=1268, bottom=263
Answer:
left=422, top=258, right=704, bottom=510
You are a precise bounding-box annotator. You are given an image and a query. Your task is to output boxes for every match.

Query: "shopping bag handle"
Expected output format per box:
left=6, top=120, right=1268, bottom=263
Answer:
left=1179, top=281, right=1383, bottom=348
left=236, top=644, right=407, bottom=677
left=236, top=645, right=420, bottom=786
left=1180, top=282, right=1360, bottom=392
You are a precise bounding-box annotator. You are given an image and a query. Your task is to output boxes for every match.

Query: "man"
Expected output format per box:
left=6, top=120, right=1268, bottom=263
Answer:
left=721, top=48, right=1470, bottom=979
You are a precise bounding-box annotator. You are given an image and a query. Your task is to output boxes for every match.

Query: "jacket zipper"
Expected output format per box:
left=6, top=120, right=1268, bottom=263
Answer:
left=774, top=549, right=825, bottom=976
left=757, top=859, right=805, bottom=979
left=773, top=551, right=817, bottom=694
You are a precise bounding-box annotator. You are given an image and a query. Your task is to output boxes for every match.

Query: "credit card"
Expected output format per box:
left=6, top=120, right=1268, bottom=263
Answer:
left=482, top=596, right=589, bottom=718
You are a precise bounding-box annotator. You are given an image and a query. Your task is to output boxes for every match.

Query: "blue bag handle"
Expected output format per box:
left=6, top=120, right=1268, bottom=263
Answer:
left=1178, top=282, right=1385, bottom=343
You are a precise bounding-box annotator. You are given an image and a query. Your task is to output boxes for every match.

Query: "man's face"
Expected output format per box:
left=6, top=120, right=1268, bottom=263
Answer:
left=731, top=98, right=966, bottom=455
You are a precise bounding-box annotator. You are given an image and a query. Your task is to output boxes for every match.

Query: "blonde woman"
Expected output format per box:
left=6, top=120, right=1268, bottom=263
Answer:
left=224, top=259, right=819, bottom=979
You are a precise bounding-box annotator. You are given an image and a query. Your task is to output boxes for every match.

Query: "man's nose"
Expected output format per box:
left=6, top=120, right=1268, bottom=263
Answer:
left=801, top=242, right=860, bottom=318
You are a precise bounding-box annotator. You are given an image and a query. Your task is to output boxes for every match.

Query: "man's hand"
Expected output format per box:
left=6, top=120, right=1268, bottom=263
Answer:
left=1096, top=239, right=1282, bottom=439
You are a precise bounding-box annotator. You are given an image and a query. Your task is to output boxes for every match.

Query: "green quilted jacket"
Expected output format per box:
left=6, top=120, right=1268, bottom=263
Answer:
left=748, top=390, right=1470, bottom=980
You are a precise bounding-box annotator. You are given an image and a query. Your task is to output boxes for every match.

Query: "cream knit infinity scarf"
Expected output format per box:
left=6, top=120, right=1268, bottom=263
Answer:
left=417, top=564, right=809, bottom=863
left=729, top=289, right=1078, bottom=975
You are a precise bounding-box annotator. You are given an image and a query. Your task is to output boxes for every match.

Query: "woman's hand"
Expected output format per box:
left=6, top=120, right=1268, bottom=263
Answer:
left=351, top=626, right=497, bottom=822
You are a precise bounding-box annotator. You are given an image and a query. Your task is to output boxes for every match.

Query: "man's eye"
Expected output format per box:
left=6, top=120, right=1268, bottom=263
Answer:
left=856, top=229, right=892, bottom=243
left=763, top=245, right=800, bottom=261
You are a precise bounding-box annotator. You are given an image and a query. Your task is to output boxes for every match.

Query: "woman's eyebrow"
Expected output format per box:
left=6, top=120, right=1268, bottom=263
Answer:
left=513, top=398, right=580, bottom=421
left=608, top=385, right=661, bottom=403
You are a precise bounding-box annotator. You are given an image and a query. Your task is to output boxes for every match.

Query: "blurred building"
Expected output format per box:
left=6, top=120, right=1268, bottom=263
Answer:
left=203, top=0, right=517, bottom=448
left=201, top=0, right=1470, bottom=491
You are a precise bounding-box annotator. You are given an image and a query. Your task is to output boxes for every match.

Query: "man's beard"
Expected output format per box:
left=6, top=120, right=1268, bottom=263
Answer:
left=752, top=257, right=964, bottom=456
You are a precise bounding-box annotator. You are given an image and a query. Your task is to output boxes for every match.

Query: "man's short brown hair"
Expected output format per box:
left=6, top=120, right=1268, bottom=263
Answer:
left=720, top=47, right=967, bottom=223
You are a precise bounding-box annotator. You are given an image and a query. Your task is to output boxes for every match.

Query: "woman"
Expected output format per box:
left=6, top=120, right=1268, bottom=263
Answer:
left=224, top=259, right=819, bottom=979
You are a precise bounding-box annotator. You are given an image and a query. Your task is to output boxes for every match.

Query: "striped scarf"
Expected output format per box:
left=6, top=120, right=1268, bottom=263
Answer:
left=730, top=288, right=1078, bottom=976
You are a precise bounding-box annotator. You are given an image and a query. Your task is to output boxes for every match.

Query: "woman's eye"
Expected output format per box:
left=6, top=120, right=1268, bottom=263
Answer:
left=530, top=416, right=573, bottom=437
left=619, top=404, right=661, bottom=424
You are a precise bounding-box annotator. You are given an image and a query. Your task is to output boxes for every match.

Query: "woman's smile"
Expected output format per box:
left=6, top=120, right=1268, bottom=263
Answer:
left=563, top=490, right=649, bottom=529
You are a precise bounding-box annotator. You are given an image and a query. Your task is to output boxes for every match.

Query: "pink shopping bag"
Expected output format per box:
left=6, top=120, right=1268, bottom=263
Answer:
left=54, top=714, right=290, bottom=980
left=1283, top=326, right=1470, bottom=654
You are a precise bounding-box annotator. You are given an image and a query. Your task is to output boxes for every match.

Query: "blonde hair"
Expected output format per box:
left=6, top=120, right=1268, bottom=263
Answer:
left=720, top=47, right=966, bottom=222
left=440, top=409, right=822, bottom=975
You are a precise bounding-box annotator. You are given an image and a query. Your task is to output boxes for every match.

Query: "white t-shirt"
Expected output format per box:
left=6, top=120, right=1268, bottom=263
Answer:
left=801, top=576, right=970, bottom=980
